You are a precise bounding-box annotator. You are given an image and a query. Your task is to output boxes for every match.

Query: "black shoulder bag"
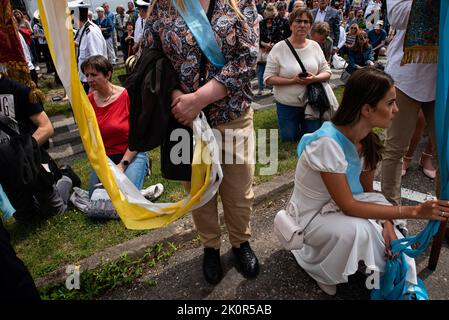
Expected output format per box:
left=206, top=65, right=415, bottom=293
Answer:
left=284, top=39, right=330, bottom=121
left=160, top=0, right=217, bottom=181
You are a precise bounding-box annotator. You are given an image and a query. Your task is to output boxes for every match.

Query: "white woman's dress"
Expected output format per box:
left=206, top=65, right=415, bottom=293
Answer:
left=290, top=137, right=417, bottom=286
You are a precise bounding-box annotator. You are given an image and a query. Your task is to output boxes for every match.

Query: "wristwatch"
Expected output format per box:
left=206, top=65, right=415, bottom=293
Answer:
left=120, top=159, right=130, bottom=167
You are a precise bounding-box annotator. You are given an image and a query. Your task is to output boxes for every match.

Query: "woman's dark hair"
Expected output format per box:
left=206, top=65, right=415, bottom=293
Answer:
left=332, top=68, right=395, bottom=170
left=288, top=8, right=313, bottom=26
left=80, top=55, right=113, bottom=81
left=125, top=21, right=134, bottom=27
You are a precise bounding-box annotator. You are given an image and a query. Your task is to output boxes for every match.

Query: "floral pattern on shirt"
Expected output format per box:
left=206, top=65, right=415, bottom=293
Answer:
left=143, top=0, right=259, bottom=127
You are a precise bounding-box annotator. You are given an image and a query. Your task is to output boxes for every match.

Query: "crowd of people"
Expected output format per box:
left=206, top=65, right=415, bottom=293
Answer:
left=1, top=0, right=446, bottom=301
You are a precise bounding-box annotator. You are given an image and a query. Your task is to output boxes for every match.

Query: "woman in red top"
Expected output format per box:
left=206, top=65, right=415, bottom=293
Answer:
left=81, top=55, right=148, bottom=197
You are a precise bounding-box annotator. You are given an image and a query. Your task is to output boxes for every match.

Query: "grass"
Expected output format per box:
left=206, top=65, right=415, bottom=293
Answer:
left=3, top=80, right=347, bottom=298
left=40, top=242, right=177, bottom=300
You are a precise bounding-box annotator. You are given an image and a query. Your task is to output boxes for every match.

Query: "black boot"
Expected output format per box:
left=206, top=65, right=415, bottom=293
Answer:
left=232, top=241, right=259, bottom=278
left=203, top=248, right=223, bottom=285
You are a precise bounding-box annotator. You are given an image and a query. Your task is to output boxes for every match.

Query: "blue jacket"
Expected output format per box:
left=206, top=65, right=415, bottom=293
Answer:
left=95, top=17, right=114, bottom=39
left=347, top=45, right=373, bottom=73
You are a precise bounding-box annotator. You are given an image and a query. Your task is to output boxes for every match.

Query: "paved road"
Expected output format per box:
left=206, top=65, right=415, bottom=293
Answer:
left=98, top=138, right=449, bottom=301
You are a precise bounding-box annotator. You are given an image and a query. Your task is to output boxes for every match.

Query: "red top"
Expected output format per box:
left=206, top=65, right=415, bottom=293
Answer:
left=88, top=89, right=130, bottom=156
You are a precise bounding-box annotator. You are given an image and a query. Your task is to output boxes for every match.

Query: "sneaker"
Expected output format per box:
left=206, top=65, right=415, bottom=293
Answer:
left=256, top=89, right=263, bottom=96
left=35, top=65, right=40, bottom=71
left=232, top=241, right=259, bottom=278
left=60, top=165, right=81, bottom=188
left=203, top=248, right=223, bottom=285
left=70, top=187, right=90, bottom=213
left=141, top=183, right=164, bottom=200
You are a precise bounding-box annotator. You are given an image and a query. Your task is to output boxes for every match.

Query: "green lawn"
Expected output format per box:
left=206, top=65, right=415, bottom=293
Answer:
left=5, top=84, right=347, bottom=281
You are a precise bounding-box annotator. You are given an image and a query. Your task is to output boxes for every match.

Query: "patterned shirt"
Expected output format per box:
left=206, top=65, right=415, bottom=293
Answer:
left=143, top=0, right=259, bottom=127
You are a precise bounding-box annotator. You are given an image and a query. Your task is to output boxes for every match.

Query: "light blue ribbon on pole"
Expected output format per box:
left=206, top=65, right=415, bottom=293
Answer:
left=372, top=2, right=449, bottom=300
left=435, top=0, right=449, bottom=200
left=173, top=0, right=225, bottom=69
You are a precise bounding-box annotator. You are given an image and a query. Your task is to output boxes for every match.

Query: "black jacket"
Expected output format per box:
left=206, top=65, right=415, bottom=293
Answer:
left=127, top=48, right=180, bottom=151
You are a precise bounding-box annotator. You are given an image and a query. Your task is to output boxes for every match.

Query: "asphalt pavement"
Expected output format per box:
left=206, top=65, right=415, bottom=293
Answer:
left=97, top=137, right=449, bottom=301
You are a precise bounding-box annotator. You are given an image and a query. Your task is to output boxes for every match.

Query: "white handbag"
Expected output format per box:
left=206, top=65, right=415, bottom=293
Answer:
left=273, top=201, right=320, bottom=251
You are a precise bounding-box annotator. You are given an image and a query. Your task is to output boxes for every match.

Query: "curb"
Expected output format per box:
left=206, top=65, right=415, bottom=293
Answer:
left=34, top=171, right=295, bottom=289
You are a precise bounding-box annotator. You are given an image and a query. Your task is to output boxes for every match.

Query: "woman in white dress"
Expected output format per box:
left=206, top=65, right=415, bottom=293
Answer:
left=290, top=67, right=449, bottom=296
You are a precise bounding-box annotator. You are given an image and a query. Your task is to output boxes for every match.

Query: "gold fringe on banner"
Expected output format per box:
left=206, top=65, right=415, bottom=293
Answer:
left=401, top=46, right=439, bottom=66
left=0, top=0, right=44, bottom=104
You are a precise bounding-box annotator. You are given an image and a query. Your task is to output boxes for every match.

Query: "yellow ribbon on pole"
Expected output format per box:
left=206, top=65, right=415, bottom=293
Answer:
left=37, top=0, right=222, bottom=230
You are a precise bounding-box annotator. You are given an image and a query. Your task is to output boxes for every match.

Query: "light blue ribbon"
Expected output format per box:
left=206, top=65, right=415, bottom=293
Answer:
left=0, top=184, right=15, bottom=220
left=435, top=0, right=449, bottom=201
left=173, top=0, right=225, bottom=69
left=371, top=221, right=440, bottom=300
left=297, top=121, right=364, bottom=195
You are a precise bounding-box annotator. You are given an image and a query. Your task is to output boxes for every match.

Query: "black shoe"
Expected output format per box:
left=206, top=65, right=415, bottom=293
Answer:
left=59, top=165, right=81, bottom=188
left=232, top=241, right=259, bottom=278
left=203, top=248, right=223, bottom=285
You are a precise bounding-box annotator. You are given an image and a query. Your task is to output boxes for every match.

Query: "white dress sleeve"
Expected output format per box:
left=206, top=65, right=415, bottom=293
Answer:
left=302, top=137, right=347, bottom=173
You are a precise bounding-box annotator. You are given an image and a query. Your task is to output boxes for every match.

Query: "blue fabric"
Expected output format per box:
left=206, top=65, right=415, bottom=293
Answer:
left=435, top=0, right=449, bottom=200
left=367, top=29, right=386, bottom=48
left=173, top=0, right=225, bottom=69
left=89, top=152, right=149, bottom=197
left=296, top=121, right=364, bottom=195
left=347, top=46, right=373, bottom=73
left=276, top=102, right=321, bottom=142
left=0, top=184, right=15, bottom=219
left=371, top=220, right=440, bottom=300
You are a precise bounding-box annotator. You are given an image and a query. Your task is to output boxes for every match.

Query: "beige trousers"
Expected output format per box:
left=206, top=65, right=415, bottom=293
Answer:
left=192, top=108, right=255, bottom=249
left=381, top=88, right=438, bottom=205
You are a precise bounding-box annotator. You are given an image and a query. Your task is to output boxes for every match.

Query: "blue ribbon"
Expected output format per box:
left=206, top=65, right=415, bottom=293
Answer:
left=371, top=221, right=440, bottom=300
left=173, top=0, right=225, bottom=69
left=297, top=121, right=364, bottom=195
left=0, top=184, right=15, bottom=220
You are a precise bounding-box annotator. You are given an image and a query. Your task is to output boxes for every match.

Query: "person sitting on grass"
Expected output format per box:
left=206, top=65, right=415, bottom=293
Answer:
left=288, top=68, right=448, bottom=296
left=72, top=55, right=163, bottom=219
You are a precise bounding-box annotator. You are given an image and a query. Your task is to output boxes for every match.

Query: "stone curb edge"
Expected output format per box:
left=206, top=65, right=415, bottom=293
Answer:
left=34, top=171, right=295, bottom=289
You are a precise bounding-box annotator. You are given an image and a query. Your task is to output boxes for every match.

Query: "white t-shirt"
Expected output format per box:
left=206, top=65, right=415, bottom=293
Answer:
left=385, top=0, right=437, bottom=102
left=263, top=39, right=331, bottom=107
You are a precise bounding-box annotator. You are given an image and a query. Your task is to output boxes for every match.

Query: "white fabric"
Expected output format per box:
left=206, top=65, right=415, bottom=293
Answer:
left=105, top=37, right=116, bottom=64
left=337, top=26, right=346, bottom=50
left=365, top=0, right=382, bottom=18
left=314, top=7, right=327, bottom=23
left=384, top=0, right=437, bottom=102
left=290, top=137, right=417, bottom=286
left=18, top=33, right=35, bottom=71
left=75, top=22, right=107, bottom=82
left=134, top=16, right=145, bottom=44
left=264, top=40, right=331, bottom=107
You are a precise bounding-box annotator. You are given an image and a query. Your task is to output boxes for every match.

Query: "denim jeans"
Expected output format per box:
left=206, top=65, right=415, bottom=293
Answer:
left=276, top=102, right=321, bottom=141
left=256, top=63, right=266, bottom=90
left=88, top=152, right=149, bottom=197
